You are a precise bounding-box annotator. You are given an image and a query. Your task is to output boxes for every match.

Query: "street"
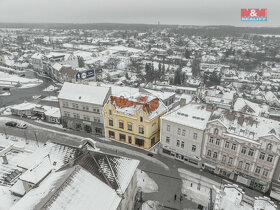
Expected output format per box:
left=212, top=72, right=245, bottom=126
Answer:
left=0, top=115, right=269, bottom=210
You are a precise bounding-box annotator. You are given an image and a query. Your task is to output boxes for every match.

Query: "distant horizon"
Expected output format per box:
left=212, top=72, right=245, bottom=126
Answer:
left=0, top=22, right=279, bottom=29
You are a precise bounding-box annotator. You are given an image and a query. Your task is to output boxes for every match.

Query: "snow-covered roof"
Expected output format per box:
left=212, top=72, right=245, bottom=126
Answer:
left=58, top=82, right=111, bottom=105
left=233, top=98, right=269, bottom=117
left=19, top=156, right=52, bottom=184
left=31, top=53, right=44, bottom=60
left=10, top=102, right=37, bottom=111
left=143, top=89, right=175, bottom=101
left=210, top=108, right=280, bottom=141
left=9, top=142, right=139, bottom=210
left=44, top=107, right=61, bottom=118
left=110, top=93, right=168, bottom=121
left=161, top=103, right=212, bottom=130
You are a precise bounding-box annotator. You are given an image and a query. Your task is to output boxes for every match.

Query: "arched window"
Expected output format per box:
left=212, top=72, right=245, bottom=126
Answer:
left=213, top=152, right=218, bottom=159
left=267, top=143, right=272, bottom=150
left=214, top=128, right=219, bottom=135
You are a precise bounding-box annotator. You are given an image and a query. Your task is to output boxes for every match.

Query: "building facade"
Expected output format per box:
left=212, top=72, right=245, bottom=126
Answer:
left=104, top=94, right=168, bottom=150
left=58, top=82, right=111, bottom=136
left=202, top=108, right=280, bottom=193
left=160, top=103, right=211, bottom=167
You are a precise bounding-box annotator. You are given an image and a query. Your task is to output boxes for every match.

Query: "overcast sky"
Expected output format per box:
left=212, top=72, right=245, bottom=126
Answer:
left=0, top=0, right=279, bottom=26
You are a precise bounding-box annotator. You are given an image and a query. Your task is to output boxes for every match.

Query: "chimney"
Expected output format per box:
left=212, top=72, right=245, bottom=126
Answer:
left=1, top=155, right=8, bottom=164
left=180, top=98, right=186, bottom=107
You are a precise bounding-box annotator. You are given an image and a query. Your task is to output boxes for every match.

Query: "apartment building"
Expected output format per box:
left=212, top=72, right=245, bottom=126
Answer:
left=160, top=103, right=211, bottom=167
left=104, top=93, right=168, bottom=150
left=58, top=82, right=111, bottom=136
left=202, top=108, right=280, bottom=193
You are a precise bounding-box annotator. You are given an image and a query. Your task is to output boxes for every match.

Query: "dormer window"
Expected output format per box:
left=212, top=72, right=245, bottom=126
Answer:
left=267, top=143, right=272, bottom=151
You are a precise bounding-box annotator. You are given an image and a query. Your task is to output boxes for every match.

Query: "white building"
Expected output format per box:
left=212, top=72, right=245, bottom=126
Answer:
left=2, top=141, right=139, bottom=210
left=160, top=103, right=212, bottom=167
left=58, top=82, right=111, bottom=136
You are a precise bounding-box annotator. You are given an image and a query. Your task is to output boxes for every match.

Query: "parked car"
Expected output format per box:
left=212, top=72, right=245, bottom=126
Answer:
left=17, top=123, right=27, bottom=129
left=2, top=87, right=10, bottom=91
left=5, top=121, right=17, bottom=127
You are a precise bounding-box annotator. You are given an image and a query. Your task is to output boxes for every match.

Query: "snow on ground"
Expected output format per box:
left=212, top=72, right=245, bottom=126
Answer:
left=35, top=120, right=63, bottom=128
left=0, top=71, right=42, bottom=89
left=41, top=96, right=58, bottom=102
left=42, top=85, right=59, bottom=92
left=0, top=92, right=10, bottom=96
left=0, top=107, right=11, bottom=115
left=178, top=168, right=220, bottom=207
left=0, top=116, right=169, bottom=170
left=141, top=200, right=160, bottom=210
left=0, top=186, right=18, bottom=210
left=137, top=169, right=158, bottom=193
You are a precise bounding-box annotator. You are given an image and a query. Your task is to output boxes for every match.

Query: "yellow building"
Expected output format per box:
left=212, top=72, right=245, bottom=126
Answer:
left=104, top=94, right=168, bottom=150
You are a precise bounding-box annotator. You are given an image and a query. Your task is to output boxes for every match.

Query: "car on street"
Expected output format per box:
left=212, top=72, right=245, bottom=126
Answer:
left=17, top=123, right=27, bottom=129
left=5, top=121, right=18, bottom=127
left=2, top=87, right=10, bottom=91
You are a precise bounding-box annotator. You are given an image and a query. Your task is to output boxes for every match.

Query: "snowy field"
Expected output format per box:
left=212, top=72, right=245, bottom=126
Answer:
left=137, top=169, right=158, bottom=193
left=0, top=71, right=42, bottom=89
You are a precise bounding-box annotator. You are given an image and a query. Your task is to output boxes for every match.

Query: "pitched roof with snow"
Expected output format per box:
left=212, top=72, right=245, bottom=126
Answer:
left=10, top=142, right=139, bottom=210
left=110, top=93, right=168, bottom=121
left=58, top=82, right=111, bottom=105
left=210, top=108, right=280, bottom=141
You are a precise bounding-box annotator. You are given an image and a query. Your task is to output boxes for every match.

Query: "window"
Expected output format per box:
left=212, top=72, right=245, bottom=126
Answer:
left=231, top=143, right=236, bottom=151
left=82, top=105, right=89, bottom=111
left=109, top=119, right=113, bottom=126
left=63, top=102, right=69, bottom=108
left=207, top=150, right=211, bottom=156
left=192, top=145, right=196, bottom=152
left=135, top=138, right=144, bottom=147
left=209, top=137, right=214, bottom=143
left=267, top=155, right=273, bottom=163
left=73, top=113, right=80, bottom=119
left=109, top=110, right=112, bottom=115
left=225, top=141, right=230, bottom=148
left=167, top=125, right=171, bottom=132
left=166, top=136, right=170, bottom=144
left=193, top=133, right=197, bottom=140
left=128, top=136, right=132, bottom=144
left=139, top=126, right=144, bottom=134
left=228, top=157, right=233, bottom=165
left=216, top=139, right=220, bottom=146
left=119, top=121, right=124, bottom=129
left=176, top=140, right=180, bottom=147
left=119, top=133, right=126, bottom=141
left=109, top=131, right=115, bottom=138
left=83, top=115, right=90, bottom=121
left=127, top=123, right=132, bottom=131
left=94, top=117, right=100, bottom=123
left=255, top=166, right=261, bottom=174
left=64, top=111, right=70, bottom=117
left=267, top=143, right=272, bottom=150
left=248, top=149, right=254, bottom=156
left=263, top=169, right=269, bottom=177
left=140, top=116, right=143, bottom=122
left=214, top=128, right=218, bottom=135
left=238, top=161, right=243, bottom=168
left=259, top=152, right=265, bottom=160
left=213, top=152, right=217, bottom=159
left=241, top=147, right=247, bottom=154
left=181, top=141, right=184, bottom=148
left=222, top=155, right=226, bottom=162
left=96, top=109, right=100, bottom=113
left=245, top=163, right=250, bottom=171
left=177, top=128, right=181, bottom=135
left=182, top=129, right=186, bottom=136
